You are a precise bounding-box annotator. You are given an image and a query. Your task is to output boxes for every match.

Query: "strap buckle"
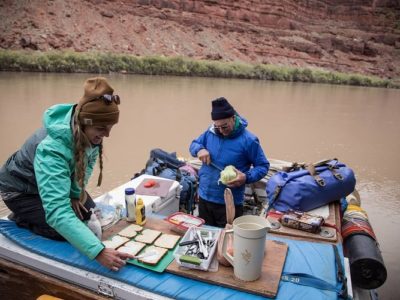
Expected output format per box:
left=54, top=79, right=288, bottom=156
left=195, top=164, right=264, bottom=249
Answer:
left=328, top=164, right=344, bottom=180
left=316, top=177, right=326, bottom=187
left=334, top=173, right=344, bottom=180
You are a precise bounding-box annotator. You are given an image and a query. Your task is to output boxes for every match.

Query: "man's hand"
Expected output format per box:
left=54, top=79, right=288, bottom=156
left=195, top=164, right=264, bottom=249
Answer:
left=96, top=248, right=135, bottom=272
left=226, top=167, right=246, bottom=188
left=197, top=149, right=211, bottom=165
left=71, top=198, right=88, bottom=220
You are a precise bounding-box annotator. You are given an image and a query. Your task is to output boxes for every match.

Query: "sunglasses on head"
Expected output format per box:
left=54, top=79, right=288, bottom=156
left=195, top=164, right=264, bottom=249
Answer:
left=99, top=94, right=120, bottom=105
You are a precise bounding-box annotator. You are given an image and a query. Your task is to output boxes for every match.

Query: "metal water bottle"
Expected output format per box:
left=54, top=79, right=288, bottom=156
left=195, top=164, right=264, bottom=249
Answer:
left=125, top=188, right=136, bottom=222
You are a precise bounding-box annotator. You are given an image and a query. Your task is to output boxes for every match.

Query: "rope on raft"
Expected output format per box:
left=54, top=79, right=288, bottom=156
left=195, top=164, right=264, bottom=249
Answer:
left=342, top=203, right=377, bottom=241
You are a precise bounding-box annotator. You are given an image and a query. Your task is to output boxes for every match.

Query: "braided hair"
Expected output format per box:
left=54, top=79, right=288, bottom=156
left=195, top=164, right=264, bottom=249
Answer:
left=73, top=120, right=104, bottom=202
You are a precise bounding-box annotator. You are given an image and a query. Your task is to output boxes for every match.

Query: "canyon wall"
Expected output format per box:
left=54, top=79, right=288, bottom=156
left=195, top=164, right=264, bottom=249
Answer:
left=1, top=0, right=399, bottom=78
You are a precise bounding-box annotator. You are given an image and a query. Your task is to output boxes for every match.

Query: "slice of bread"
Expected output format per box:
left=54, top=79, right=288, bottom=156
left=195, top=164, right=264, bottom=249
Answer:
left=118, top=224, right=143, bottom=238
left=135, top=229, right=162, bottom=244
left=102, top=235, right=129, bottom=249
left=138, top=245, right=168, bottom=265
left=117, top=240, right=146, bottom=256
left=154, top=233, right=180, bottom=249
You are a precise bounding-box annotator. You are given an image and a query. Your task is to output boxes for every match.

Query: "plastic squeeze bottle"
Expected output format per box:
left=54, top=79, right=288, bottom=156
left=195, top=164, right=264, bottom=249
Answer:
left=125, top=188, right=136, bottom=222
left=135, top=197, right=146, bottom=225
left=87, top=208, right=102, bottom=240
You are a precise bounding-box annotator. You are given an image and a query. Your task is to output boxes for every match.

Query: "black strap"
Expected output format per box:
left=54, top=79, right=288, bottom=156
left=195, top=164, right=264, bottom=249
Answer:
left=266, top=185, right=283, bottom=214
left=313, top=158, right=336, bottom=167
left=282, top=162, right=306, bottom=172
left=308, top=158, right=344, bottom=186
left=306, top=164, right=326, bottom=187
left=328, top=164, right=344, bottom=180
left=175, top=168, right=182, bottom=182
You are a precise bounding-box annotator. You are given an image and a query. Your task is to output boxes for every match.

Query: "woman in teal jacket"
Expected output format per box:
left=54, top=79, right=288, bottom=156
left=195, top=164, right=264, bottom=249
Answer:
left=0, top=77, right=133, bottom=271
left=190, top=97, right=269, bottom=227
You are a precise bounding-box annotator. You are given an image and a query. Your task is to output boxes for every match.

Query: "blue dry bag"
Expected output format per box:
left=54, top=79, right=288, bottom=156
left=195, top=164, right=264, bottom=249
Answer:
left=266, top=159, right=356, bottom=212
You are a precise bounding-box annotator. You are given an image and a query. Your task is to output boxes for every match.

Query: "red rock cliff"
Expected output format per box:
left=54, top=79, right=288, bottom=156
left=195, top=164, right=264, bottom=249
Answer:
left=0, top=0, right=399, bottom=78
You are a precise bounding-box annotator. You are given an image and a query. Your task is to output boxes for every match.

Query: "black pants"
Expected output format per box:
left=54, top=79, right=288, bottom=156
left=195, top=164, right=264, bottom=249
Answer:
left=198, top=197, right=243, bottom=228
left=3, top=193, right=95, bottom=240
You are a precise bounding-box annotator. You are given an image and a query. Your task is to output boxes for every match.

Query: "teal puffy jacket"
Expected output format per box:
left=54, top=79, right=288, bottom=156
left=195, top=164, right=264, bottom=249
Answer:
left=0, top=104, right=104, bottom=259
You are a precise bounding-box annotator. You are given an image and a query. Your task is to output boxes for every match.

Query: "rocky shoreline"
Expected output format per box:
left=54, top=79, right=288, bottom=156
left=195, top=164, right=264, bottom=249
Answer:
left=0, top=0, right=399, bottom=80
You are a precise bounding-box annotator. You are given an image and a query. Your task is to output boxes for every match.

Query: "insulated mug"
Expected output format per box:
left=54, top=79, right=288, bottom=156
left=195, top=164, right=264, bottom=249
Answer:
left=222, top=215, right=270, bottom=281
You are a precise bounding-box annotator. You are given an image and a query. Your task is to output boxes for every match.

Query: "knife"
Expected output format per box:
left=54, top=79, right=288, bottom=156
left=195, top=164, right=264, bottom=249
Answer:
left=210, top=162, right=223, bottom=171
left=132, top=250, right=158, bottom=260
left=179, top=240, right=199, bottom=247
left=196, top=230, right=208, bottom=258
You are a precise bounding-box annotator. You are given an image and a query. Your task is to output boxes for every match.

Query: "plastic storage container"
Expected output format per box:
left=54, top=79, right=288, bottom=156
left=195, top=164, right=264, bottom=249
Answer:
left=166, top=212, right=205, bottom=234
left=95, top=175, right=181, bottom=217
left=173, top=226, right=221, bottom=271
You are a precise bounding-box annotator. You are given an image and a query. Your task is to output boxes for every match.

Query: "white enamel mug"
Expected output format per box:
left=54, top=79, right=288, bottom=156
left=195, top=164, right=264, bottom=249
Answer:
left=222, top=215, right=271, bottom=281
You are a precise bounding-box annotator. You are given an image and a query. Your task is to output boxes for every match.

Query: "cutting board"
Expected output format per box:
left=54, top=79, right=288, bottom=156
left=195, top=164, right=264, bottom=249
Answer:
left=167, top=239, right=288, bottom=298
left=103, top=220, right=180, bottom=273
left=126, top=244, right=178, bottom=273
left=135, top=178, right=174, bottom=198
left=267, top=202, right=339, bottom=243
left=104, top=219, right=288, bottom=298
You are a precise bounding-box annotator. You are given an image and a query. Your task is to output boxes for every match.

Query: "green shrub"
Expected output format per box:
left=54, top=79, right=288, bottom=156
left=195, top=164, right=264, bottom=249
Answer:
left=0, top=50, right=395, bottom=88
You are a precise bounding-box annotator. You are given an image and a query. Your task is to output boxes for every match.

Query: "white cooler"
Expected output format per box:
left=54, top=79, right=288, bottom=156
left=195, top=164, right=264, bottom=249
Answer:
left=94, top=174, right=181, bottom=216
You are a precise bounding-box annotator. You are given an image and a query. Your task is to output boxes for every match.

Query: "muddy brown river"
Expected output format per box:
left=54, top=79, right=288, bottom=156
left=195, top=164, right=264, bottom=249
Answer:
left=0, top=72, right=399, bottom=299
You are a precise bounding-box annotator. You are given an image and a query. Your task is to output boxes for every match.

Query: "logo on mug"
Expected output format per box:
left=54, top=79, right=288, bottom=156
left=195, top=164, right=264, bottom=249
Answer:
left=241, top=249, right=252, bottom=265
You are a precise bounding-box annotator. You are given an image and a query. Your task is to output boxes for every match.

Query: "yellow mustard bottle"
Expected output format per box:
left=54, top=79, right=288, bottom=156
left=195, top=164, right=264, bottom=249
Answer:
left=135, top=197, right=146, bottom=225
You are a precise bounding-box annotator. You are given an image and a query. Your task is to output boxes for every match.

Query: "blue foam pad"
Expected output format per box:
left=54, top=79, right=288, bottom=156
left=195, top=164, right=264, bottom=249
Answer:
left=0, top=219, right=341, bottom=299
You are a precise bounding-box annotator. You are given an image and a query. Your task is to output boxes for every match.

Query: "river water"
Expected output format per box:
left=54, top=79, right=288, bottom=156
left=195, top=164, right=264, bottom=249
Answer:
left=0, top=72, right=399, bottom=299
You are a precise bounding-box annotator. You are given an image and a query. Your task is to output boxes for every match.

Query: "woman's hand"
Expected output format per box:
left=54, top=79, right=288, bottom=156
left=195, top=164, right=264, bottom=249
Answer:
left=96, top=248, right=135, bottom=272
left=197, top=149, right=211, bottom=165
left=226, top=167, right=246, bottom=188
left=71, top=198, right=88, bottom=220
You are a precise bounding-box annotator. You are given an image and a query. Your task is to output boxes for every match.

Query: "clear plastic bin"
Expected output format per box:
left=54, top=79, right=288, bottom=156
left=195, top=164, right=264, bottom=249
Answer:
left=173, top=226, right=221, bottom=271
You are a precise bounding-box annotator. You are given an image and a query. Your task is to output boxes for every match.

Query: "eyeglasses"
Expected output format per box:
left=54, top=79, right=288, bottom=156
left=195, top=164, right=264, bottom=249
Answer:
left=99, top=94, right=120, bottom=105
left=213, top=123, right=230, bottom=131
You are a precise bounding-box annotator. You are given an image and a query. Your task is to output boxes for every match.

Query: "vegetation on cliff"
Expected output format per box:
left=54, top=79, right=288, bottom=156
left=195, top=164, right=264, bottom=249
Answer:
left=0, top=50, right=397, bottom=88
